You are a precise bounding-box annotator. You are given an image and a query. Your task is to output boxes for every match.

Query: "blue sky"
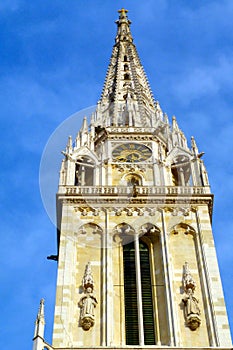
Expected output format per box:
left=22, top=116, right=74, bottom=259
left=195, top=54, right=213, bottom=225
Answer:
left=0, top=1, right=232, bottom=349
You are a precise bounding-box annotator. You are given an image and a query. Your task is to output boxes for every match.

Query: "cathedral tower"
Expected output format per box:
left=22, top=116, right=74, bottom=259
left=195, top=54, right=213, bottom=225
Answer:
left=33, top=9, right=232, bottom=350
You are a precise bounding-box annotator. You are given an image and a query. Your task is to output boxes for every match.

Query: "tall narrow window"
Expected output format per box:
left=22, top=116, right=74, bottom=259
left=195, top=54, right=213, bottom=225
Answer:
left=140, top=241, right=156, bottom=345
left=123, top=242, right=139, bottom=345
left=123, top=239, right=155, bottom=345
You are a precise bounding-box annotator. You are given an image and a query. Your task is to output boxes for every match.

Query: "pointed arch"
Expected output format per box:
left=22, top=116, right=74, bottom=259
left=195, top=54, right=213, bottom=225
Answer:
left=77, top=223, right=103, bottom=249
left=78, top=222, right=103, bottom=235
left=75, top=156, right=95, bottom=186
left=120, top=222, right=169, bottom=345
left=113, top=222, right=135, bottom=245
left=169, top=152, right=192, bottom=186
left=170, top=222, right=196, bottom=236
left=140, top=223, right=160, bottom=241
left=139, top=222, right=168, bottom=345
left=123, top=173, right=143, bottom=186
left=169, top=221, right=205, bottom=343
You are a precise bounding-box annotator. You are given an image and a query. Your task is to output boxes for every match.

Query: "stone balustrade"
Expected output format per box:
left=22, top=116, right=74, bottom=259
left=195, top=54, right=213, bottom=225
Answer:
left=60, top=185, right=211, bottom=196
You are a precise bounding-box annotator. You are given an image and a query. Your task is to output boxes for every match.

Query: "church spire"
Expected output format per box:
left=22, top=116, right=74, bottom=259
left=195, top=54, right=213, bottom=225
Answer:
left=115, top=8, right=133, bottom=44
left=33, top=299, right=45, bottom=350
left=94, top=9, right=158, bottom=128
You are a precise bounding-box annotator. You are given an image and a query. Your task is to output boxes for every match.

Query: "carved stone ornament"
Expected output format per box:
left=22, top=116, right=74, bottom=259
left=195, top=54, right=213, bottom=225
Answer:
left=182, top=262, right=201, bottom=330
left=112, top=163, right=148, bottom=173
left=78, top=262, right=98, bottom=331
left=183, top=261, right=196, bottom=292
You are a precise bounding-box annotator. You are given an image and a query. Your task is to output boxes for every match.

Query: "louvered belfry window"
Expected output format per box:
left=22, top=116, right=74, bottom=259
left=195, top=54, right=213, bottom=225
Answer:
left=123, top=242, right=139, bottom=345
left=123, top=240, right=156, bottom=345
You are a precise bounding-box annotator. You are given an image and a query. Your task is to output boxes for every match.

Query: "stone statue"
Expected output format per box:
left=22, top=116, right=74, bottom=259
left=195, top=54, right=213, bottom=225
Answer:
left=182, top=288, right=201, bottom=330
left=124, top=91, right=136, bottom=126
left=182, top=262, right=201, bottom=330
left=78, top=262, right=98, bottom=331
left=78, top=287, right=98, bottom=331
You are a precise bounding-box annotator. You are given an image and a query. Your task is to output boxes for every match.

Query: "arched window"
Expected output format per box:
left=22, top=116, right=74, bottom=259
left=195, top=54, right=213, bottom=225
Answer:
left=171, top=155, right=191, bottom=186
left=124, top=55, right=128, bottom=62
left=125, top=174, right=142, bottom=186
left=123, top=239, right=156, bottom=345
left=140, top=241, right=156, bottom=344
left=124, top=73, right=130, bottom=80
left=123, top=242, right=139, bottom=345
left=121, top=224, right=169, bottom=346
left=75, top=156, right=95, bottom=186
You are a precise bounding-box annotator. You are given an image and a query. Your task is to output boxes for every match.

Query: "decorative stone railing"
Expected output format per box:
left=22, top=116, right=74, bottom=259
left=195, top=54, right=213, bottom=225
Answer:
left=59, top=186, right=211, bottom=196
left=107, top=126, right=155, bottom=133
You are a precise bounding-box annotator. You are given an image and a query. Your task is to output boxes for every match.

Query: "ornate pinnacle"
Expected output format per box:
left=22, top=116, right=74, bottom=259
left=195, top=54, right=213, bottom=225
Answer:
left=36, top=298, right=45, bottom=321
left=82, top=262, right=94, bottom=291
left=172, top=115, right=179, bottom=131
left=33, top=298, right=45, bottom=340
left=183, top=262, right=196, bottom=292
left=118, top=8, right=128, bottom=18
left=66, top=135, right=73, bottom=154
left=116, top=8, right=132, bottom=40
left=191, top=136, right=198, bottom=155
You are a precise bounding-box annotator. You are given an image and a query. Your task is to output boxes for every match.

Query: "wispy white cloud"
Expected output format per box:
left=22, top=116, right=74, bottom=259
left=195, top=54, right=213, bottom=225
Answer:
left=181, top=0, right=233, bottom=28
left=171, top=55, right=233, bottom=104
left=1, top=2, right=233, bottom=348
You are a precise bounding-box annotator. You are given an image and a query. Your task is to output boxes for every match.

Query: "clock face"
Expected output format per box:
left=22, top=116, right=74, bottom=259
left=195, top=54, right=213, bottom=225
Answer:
left=112, top=143, right=152, bottom=163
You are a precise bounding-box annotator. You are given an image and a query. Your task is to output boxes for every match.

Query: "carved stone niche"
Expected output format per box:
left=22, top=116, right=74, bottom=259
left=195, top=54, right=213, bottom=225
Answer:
left=181, top=262, right=201, bottom=331
left=78, top=262, right=98, bottom=331
left=140, top=223, right=160, bottom=240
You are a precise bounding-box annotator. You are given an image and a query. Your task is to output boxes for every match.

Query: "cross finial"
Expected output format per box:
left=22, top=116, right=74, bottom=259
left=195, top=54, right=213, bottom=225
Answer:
left=118, top=8, right=128, bottom=17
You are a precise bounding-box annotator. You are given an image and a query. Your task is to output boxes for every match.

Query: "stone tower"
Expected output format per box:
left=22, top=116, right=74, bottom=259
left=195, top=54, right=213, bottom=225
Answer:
left=33, top=9, right=232, bottom=350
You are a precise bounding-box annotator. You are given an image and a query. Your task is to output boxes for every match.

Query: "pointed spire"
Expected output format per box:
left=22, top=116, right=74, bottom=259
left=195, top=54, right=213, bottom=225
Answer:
left=80, top=116, right=89, bottom=147
left=59, top=159, right=66, bottom=186
left=172, top=115, right=179, bottom=131
left=75, top=131, right=81, bottom=149
left=82, top=262, right=94, bottom=291
left=66, top=135, right=73, bottom=154
left=164, top=113, right=169, bottom=124
left=34, top=299, right=45, bottom=337
left=115, top=8, right=133, bottom=44
left=95, top=9, right=157, bottom=128
left=155, top=101, right=163, bottom=120
left=33, top=299, right=45, bottom=350
left=81, top=116, right=88, bottom=132
left=191, top=136, right=199, bottom=156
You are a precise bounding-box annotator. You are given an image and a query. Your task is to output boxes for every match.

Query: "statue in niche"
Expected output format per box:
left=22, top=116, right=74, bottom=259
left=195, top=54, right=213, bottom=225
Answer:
left=123, top=91, right=136, bottom=126
left=182, top=262, right=201, bottom=330
left=78, top=262, right=98, bottom=331
left=182, top=288, right=201, bottom=331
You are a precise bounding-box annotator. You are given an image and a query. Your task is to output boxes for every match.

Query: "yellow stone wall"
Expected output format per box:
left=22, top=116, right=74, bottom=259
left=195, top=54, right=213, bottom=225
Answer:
left=53, top=199, right=232, bottom=348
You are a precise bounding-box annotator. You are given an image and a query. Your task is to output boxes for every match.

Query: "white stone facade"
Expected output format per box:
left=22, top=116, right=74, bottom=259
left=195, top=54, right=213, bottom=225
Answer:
left=33, top=8, right=232, bottom=350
